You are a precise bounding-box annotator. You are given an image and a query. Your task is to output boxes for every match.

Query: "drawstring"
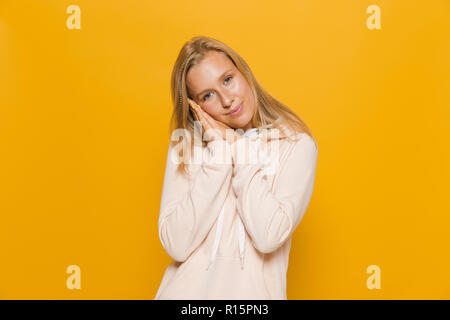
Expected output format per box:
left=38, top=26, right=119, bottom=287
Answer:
left=237, top=215, right=245, bottom=269
left=206, top=204, right=225, bottom=271
left=205, top=127, right=260, bottom=271
left=205, top=203, right=246, bottom=271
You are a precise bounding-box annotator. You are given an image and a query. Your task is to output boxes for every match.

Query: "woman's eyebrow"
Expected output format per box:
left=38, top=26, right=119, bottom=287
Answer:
left=196, top=68, right=233, bottom=99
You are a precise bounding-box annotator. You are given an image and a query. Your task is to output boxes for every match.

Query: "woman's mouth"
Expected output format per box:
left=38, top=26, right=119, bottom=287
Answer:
left=227, top=102, right=244, bottom=117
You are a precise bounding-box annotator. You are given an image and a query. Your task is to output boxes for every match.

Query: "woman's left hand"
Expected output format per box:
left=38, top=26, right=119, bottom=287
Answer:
left=188, top=98, right=242, bottom=144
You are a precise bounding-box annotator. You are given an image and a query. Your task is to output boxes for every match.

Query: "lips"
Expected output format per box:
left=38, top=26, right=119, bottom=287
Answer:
left=227, top=102, right=244, bottom=115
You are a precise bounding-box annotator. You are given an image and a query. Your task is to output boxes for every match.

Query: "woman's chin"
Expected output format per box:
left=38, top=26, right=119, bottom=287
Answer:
left=228, top=117, right=252, bottom=131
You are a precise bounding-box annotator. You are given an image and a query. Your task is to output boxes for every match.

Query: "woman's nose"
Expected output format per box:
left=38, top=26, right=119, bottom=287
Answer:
left=222, top=95, right=237, bottom=108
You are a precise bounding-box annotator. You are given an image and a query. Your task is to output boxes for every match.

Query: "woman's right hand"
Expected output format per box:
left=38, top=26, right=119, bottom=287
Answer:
left=188, top=98, right=242, bottom=144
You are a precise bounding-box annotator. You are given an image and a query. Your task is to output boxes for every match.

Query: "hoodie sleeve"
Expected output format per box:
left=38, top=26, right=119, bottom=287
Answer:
left=231, top=133, right=318, bottom=254
left=158, top=139, right=233, bottom=262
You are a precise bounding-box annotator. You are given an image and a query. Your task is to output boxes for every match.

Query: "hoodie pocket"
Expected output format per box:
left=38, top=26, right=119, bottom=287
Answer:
left=206, top=255, right=271, bottom=300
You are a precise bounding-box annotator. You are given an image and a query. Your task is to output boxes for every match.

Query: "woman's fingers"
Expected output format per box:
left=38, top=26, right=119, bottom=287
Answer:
left=188, top=99, right=214, bottom=140
left=187, top=99, right=226, bottom=142
left=189, top=99, right=205, bottom=126
left=192, top=104, right=218, bottom=129
left=188, top=99, right=210, bottom=128
left=188, top=99, right=198, bottom=116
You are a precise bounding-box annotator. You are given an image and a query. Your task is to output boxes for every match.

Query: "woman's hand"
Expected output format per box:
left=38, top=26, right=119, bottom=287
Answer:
left=188, top=98, right=242, bottom=144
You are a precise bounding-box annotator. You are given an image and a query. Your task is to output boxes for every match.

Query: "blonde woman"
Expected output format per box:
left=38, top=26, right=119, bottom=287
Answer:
left=154, top=36, right=319, bottom=300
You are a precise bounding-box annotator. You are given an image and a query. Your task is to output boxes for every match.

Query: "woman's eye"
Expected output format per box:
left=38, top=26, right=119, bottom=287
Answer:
left=202, top=77, right=232, bottom=101
left=203, top=92, right=212, bottom=101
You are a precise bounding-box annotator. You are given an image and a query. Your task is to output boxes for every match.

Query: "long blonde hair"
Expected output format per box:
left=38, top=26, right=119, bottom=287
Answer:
left=169, top=36, right=317, bottom=175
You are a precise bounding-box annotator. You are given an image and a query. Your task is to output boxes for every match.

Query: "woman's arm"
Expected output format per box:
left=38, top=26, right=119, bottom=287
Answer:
left=231, top=133, right=318, bottom=254
left=158, top=139, right=233, bottom=262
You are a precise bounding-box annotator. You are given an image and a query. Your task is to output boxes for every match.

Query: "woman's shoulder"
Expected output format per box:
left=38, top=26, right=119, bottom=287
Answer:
left=283, top=130, right=318, bottom=157
left=275, top=123, right=316, bottom=143
left=291, top=134, right=319, bottom=168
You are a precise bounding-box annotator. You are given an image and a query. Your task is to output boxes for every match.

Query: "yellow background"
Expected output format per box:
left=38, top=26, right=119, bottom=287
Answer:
left=0, top=0, right=449, bottom=299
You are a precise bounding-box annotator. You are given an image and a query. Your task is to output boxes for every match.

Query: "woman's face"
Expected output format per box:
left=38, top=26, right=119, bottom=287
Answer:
left=186, top=51, right=256, bottom=131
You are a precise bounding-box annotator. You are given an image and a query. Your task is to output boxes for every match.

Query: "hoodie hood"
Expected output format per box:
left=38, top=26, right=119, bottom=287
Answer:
left=241, top=122, right=294, bottom=142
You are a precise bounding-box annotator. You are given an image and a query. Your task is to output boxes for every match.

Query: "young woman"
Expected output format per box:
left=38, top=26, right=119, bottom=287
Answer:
left=154, top=36, right=319, bottom=300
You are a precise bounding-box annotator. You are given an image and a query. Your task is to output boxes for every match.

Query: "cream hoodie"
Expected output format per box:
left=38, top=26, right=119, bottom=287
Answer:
left=154, top=125, right=318, bottom=300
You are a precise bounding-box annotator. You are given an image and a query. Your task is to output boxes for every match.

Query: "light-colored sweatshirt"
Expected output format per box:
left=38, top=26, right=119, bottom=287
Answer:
left=154, top=125, right=318, bottom=300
